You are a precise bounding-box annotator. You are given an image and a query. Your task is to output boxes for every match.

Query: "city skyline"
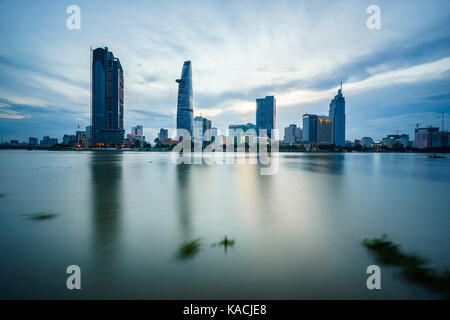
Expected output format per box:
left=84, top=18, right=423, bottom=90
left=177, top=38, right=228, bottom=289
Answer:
left=0, top=0, right=450, bottom=142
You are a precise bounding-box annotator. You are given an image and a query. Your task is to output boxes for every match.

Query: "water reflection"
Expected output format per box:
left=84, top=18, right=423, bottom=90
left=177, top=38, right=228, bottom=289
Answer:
left=175, top=164, right=193, bottom=241
left=89, top=152, right=123, bottom=265
left=298, top=154, right=346, bottom=175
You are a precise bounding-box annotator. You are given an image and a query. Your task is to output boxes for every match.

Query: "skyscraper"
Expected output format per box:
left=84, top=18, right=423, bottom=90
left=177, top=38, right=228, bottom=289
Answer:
left=176, top=61, right=194, bottom=139
left=158, top=128, right=169, bottom=142
left=329, top=83, right=345, bottom=146
left=317, top=116, right=333, bottom=145
left=256, top=96, right=276, bottom=138
left=302, top=114, right=318, bottom=143
left=91, top=47, right=124, bottom=145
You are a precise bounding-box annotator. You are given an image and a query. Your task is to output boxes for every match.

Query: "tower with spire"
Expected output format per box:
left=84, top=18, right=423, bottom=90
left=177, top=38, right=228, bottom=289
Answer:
left=329, top=82, right=346, bottom=146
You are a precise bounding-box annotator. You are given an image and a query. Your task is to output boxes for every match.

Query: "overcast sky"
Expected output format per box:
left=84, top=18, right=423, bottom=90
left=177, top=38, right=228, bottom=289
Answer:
left=0, top=0, right=449, bottom=142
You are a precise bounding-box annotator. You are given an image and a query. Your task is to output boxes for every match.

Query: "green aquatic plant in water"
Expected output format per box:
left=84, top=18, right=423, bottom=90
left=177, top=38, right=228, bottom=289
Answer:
left=363, top=234, right=450, bottom=298
left=24, top=212, right=59, bottom=221
left=212, top=236, right=235, bottom=252
left=177, top=238, right=202, bottom=259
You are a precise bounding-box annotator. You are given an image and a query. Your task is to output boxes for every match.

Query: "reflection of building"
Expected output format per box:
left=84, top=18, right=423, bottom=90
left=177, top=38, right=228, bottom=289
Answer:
left=176, top=61, right=194, bottom=138
left=256, top=96, right=276, bottom=138
left=361, top=137, right=373, bottom=148
left=89, top=152, right=123, bottom=265
left=329, top=84, right=345, bottom=146
left=158, top=128, right=169, bottom=142
left=229, top=123, right=257, bottom=145
left=413, top=127, right=448, bottom=149
left=382, top=134, right=409, bottom=148
left=283, top=124, right=302, bottom=144
left=91, top=47, right=124, bottom=145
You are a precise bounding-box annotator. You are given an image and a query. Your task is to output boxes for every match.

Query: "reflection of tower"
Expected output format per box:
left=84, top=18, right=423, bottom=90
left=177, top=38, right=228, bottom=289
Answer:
left=176, top=61, right=194, bottom=139
left=89, top=152, right=123, bottom=264
left=175, top=165, right=193, bottom=241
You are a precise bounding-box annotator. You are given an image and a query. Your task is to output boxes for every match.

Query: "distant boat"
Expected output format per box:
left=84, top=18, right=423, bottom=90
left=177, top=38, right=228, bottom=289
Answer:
left=428, top=154, right=446, bottom=159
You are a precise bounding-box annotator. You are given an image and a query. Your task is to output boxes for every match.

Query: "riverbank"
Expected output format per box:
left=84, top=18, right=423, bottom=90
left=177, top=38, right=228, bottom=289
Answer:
left=1, top=145, right=449, bottom=154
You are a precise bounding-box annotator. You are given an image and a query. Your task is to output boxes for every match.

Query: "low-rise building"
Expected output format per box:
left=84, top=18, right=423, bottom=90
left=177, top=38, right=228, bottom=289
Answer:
left=361, top=137, right=373, bottom=148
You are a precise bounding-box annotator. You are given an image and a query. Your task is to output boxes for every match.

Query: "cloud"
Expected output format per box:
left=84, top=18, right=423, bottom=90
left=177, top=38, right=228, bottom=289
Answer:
left=0, top=102, right=29, bottom=119
left=0, top=0, right=449, bottom=140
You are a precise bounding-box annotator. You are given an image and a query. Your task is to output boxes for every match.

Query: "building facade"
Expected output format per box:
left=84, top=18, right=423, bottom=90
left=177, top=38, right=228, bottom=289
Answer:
left=382, top=134, right=410, bottom=148
left=40, top=136, right=58, bottom=147
left=317, top=116, right=333, bottom=145
left=229, top=123, right=257, bottom=145
left=91, top=47, right=124, bottom=145
left=414, top=127, right=448, bottom=149
left=28, top=137, right=38, bottom=146
left=283, top=124, right=302, bottom=144
left=329, top=85, right=345, bottom=146
left=176, top=61, right=194, bottom=139
left=361, top=137, right=373, bottom=148
left=158, top=128, right=169, bottom=142
left=256, top=96, right=276, bottom=138
left=302, top=114, right=318, bottom=143
left=193, top=116, right=212, bottom=142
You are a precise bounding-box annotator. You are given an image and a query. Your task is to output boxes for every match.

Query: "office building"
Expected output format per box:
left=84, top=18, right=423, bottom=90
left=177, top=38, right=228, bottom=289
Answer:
left=28, top=137, right=38, bottom=146
left=256, top=96, right=276, bottom=138
left=193, top=116, right=212, bottom=142
left=283, top=124, right=302, bottom=144
left=91, top=47, right=124, bottom=145
left=302, top=114, right=318, bottom=143
left=210, top=127, right=218, bottom=142
left=62, top=134, right=76, bottom=146
left=40, top=136, right=58, bottom=147
left=229, top=123, right=257, bottom=145
left=317, top=116, right=333, bottom=145
left=127, top=126, right=145, bottom=143
left=414, top=127, right=449, bottom=149
left=382, top=134, right=409, bottom=148
left=329, top=84, right=346, bottom=146
left=158, top=128, right=169, bottom=142
left=361, top=137, right=373, bottom=148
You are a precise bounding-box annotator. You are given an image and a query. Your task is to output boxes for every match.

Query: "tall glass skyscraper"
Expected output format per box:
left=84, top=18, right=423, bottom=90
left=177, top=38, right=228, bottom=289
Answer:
left=256, top=96, right=276, bottom=138
left=329, top=84, right=345, bottom=146
left=302, top=114, right=318, bottom=143
left=176, top=61, right=194, bottom=138
left=91, top=47, right=124, bottom=145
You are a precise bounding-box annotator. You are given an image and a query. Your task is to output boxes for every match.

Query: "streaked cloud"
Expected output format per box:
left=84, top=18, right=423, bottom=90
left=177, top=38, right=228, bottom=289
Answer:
left=0, top=0, right=449, bottom=141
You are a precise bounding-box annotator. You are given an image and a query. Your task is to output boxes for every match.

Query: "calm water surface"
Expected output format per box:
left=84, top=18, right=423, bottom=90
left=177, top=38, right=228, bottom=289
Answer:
left=0, top=150, right=449, bottom=299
